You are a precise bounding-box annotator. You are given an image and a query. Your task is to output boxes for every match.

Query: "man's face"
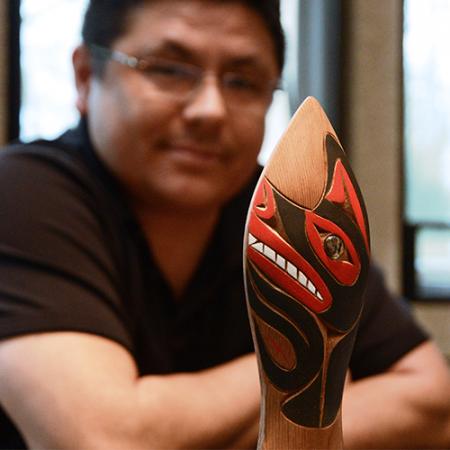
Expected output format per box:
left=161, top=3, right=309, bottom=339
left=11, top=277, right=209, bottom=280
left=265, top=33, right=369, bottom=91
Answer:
left=79, top=0, right=279, bottom=213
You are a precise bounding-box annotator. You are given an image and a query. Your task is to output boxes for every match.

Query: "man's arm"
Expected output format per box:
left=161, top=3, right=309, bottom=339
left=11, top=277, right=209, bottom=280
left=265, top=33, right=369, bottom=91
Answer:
left=0, top=332, right=260, bottom=449
left=343, top=340, right=450, bottom=449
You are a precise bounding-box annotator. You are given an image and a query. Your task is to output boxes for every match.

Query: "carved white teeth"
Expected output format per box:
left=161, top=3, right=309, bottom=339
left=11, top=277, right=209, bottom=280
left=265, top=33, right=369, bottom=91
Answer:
left=298, top=271, right=307, bottom=287
left=263, top=246, right=276, bottom=261
left=287, top=261, right=297, bottom=278
left=248, top=233, right=324, bottom=302
left=253, top=242, right=263, bottom=253
left=307, top=280, right=316, bottom=294
left=276, top=254, right=286, bottom=269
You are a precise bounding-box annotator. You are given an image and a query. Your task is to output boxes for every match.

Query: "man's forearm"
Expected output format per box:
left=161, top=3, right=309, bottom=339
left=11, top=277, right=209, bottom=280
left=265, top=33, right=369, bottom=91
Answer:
left=135, top=353, right=260, bottom=449
left=342, top=342, right=450, bottom=449
left=0, top=333, right=260, bottom=450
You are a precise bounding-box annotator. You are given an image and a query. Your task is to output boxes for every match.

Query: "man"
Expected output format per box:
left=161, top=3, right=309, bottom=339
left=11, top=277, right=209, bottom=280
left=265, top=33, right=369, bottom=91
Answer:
left=0, top=1, right=449, bottom=448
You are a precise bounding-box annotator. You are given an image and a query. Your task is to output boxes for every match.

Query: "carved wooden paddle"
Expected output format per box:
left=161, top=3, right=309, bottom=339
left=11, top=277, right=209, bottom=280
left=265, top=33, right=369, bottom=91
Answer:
left=244, top=96, right=370, bottom=449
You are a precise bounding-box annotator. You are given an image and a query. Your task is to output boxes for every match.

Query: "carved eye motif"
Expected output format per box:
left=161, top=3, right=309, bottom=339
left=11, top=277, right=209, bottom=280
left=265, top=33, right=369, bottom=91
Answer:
left=325, top=157, right=370, bottom=254
left=324, top=235, right=345, bottom=260
left=305, top=211, right=361, bottom=286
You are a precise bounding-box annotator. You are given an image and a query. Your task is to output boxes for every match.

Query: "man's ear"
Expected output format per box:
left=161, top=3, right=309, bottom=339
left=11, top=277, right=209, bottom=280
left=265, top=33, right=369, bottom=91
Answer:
left=72, top=45, right=92, bottom=115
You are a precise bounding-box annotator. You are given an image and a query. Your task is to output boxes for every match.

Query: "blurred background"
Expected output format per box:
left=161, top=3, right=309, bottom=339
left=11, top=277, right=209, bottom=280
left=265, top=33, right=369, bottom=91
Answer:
left=0, top=0, right=448, bottom=359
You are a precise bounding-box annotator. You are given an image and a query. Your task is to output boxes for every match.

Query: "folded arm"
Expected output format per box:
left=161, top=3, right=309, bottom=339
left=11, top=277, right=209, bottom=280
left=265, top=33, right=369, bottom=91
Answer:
left=0, top=332, right=260, bottom=449
left=343, top=340, right=450, bottom=449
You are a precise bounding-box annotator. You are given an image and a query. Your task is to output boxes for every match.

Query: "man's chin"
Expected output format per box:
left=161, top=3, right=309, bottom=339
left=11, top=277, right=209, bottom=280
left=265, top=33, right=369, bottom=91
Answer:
left=162, top=188, right=235, bottom=213
left=135, top=182, right=236, bottom=214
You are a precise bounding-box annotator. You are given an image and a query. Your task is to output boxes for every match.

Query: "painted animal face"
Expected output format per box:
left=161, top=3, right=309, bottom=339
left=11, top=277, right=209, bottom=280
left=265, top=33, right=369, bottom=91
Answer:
left=244, top=131, right=370, bottom=428
left=247, top=134, right=370, bottom=332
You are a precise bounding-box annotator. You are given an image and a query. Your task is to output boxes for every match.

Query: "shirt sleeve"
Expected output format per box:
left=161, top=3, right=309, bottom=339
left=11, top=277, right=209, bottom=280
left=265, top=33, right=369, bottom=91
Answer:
left=349, top=262, right=429, bottom=379
left=0, top=148, right=133, bottom=351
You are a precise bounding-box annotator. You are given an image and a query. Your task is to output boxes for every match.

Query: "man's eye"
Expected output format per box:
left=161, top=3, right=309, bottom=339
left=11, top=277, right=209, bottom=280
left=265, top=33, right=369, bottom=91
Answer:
left=224, top=74, right=260, bottom=92
left=145, top=62, right=194, bottom=80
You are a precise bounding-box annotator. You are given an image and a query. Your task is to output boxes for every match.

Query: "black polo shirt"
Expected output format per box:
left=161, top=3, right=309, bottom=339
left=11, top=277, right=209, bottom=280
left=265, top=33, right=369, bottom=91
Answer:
left=0, top=121, right=427, bottom=448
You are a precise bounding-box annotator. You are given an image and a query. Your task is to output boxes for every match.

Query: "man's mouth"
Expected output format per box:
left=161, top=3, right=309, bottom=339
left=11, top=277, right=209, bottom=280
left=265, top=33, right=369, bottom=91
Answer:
left=163, top=142, right=226, bottom=168
left=169, top=140, right=222, bottom=155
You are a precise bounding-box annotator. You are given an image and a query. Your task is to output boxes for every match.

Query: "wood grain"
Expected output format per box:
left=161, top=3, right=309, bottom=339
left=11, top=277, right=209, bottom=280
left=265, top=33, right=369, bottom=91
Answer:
left=265, top=97, right=340, bottom=210
left=244, top=96, right=370, bottom=449
left=260, top=377, right=343, bottom=450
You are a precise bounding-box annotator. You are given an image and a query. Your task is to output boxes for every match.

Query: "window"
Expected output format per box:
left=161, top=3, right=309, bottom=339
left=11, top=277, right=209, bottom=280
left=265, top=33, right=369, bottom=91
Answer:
left=403, top=0, right=450, bottom=299
left=19, top=0, right=89, bottom=141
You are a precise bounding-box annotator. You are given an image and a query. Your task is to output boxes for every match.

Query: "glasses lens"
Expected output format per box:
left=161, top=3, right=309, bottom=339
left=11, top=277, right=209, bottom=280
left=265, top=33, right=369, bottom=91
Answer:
left=140, top=59, right=199, bottom=96
left=89, top=45, right=276, bottom=110
left=222, top=72, right=274, bottom=106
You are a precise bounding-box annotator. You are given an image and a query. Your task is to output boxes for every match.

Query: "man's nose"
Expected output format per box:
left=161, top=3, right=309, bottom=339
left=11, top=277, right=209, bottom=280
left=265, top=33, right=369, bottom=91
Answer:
left=182, top=75, right=228, bottom=126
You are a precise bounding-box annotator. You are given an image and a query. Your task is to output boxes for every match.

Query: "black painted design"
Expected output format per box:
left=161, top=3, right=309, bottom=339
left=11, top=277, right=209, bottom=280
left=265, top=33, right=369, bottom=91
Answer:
left=247, top=263, right=324, bottom=392
left=244, top=133, right=370, bottom=428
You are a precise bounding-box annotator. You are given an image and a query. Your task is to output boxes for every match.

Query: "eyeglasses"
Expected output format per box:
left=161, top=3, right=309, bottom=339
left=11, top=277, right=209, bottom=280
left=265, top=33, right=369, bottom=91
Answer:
left=89, top=44, right=279, bottom=111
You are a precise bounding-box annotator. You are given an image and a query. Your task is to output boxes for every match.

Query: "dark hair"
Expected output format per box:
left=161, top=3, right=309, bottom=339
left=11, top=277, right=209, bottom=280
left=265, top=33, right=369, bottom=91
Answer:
left=81, top=0, right=285, bottom=74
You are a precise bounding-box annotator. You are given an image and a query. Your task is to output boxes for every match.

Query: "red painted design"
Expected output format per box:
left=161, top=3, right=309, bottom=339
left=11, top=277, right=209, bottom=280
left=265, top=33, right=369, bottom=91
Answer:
left=248, top=179, right=332, bottom=314
left=247, top=246, right=331, bottom=313
left=325, top=159, right=370, bottom=253
left=253, top=178, right=277, bottom=220
left=258, top=322, right=296, bottom=370
left=305, top=211, right=360, bottom=285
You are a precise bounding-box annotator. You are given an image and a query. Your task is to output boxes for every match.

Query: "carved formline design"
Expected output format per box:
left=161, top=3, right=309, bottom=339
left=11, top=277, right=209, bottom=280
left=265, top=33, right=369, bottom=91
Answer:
left=248, top=233, right=325, bottom=302
left=244, top=102, right=370, bottom=435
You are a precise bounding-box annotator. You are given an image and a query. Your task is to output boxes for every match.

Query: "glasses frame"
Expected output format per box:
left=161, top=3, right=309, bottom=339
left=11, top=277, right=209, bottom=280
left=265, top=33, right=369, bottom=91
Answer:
left=88, top=44, right=281, bottom=108
left=89, top=44, right=144, bottom=71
